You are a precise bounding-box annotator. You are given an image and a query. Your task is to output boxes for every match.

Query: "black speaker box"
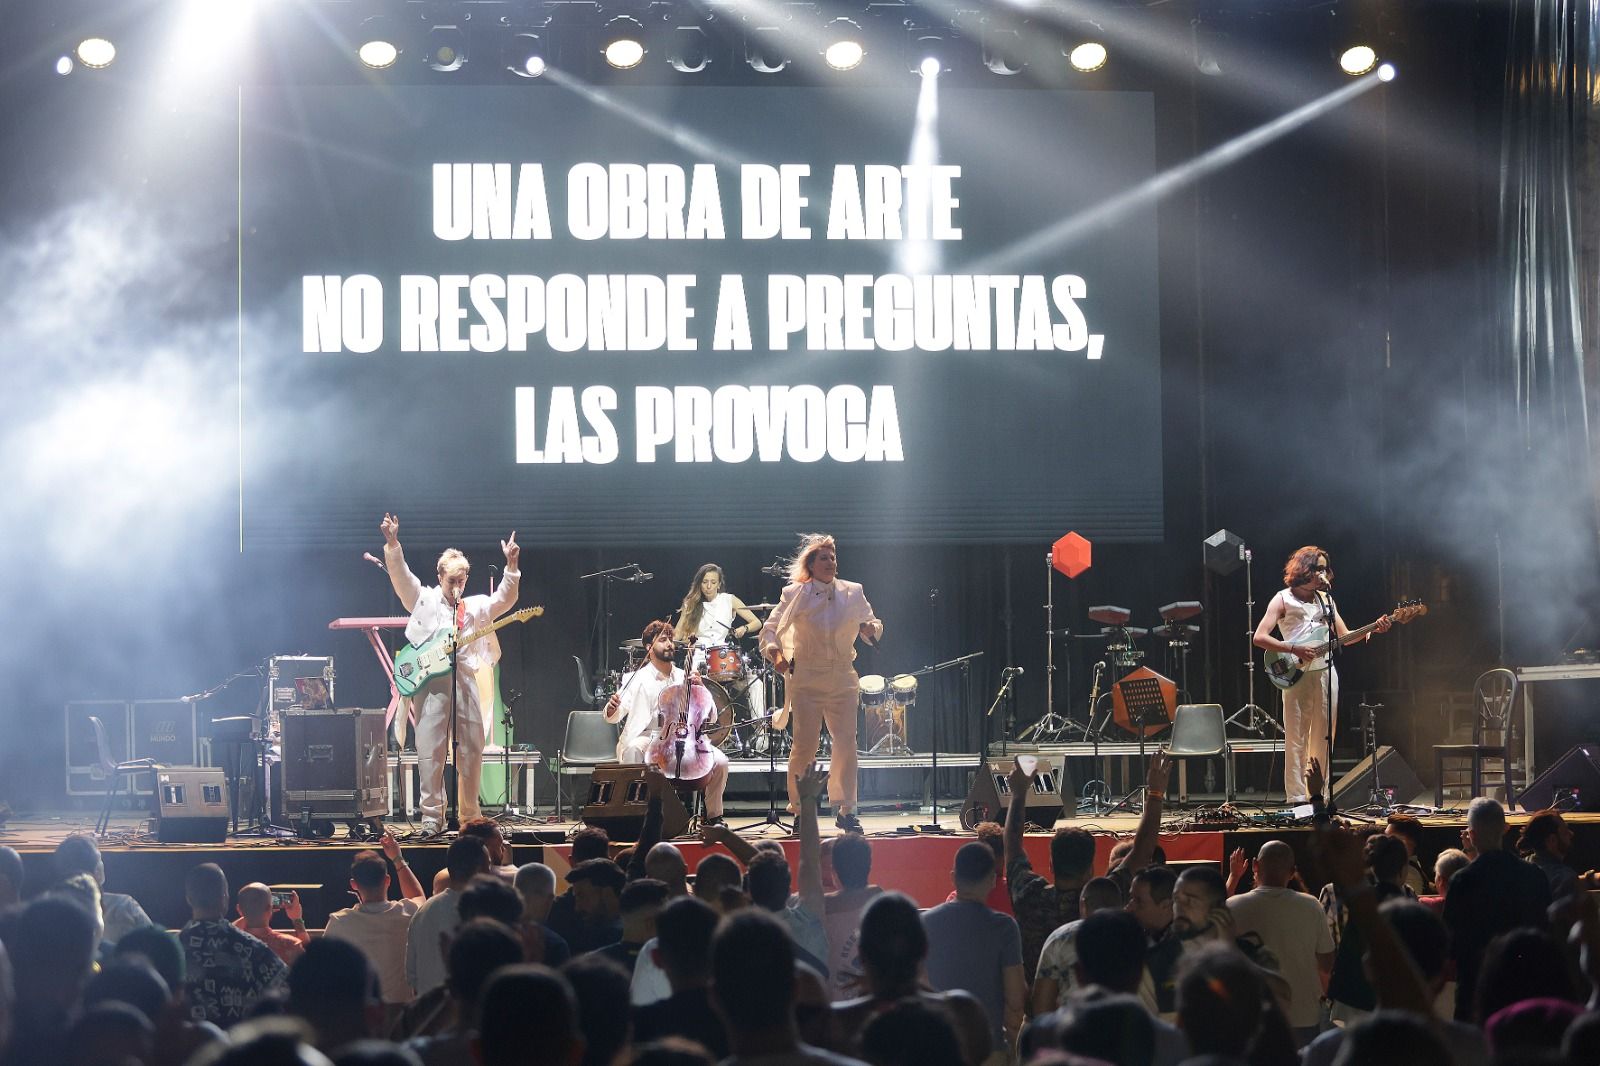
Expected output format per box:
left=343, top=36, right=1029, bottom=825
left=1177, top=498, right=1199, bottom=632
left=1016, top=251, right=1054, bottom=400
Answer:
left=154, top=767, right=230, bottom=843
left=1517, top=745, right=1600, bottom=812
left=960, top=759, right=1070, bottom=830
left=581, top=764, right=690, bottom=841
left=1332, top=745, right=1425, bottom=808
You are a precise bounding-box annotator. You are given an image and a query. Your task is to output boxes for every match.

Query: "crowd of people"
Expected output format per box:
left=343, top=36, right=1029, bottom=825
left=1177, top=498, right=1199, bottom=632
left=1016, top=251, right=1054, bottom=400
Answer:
left=2, top=756, right=1599, bottom=1066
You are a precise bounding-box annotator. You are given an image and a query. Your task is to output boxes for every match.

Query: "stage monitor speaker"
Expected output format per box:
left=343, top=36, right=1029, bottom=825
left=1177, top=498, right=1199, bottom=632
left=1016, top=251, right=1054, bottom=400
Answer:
left=154, top=767, right=230, bottom=843
left=281, top=708, right=388, bottom=820
left=1332, top=745, right=1425, bottom=809
left=580, top=764, right=690, bottom=841
left=1517, top=745, right=1600, bottom=812
left=960, top=759, right=1070, bottom=830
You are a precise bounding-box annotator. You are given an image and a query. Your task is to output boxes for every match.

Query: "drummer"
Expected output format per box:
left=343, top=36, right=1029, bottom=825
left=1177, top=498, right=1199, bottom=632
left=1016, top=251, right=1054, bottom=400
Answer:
left=675, top=564, right=764, bottom=646
left=674, top=563, right=769, bottom=727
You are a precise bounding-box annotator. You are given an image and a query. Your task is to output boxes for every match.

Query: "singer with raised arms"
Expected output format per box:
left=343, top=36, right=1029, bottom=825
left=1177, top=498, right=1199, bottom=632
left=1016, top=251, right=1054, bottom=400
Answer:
left=605, top=620, right=730, bottom=824
left=761, top=534, right=883, bottom=831
left=380, top=513, right=521, bottom=834
left=1252, top=546, right=1388, bottom=804
left=675, top=563, right=769, bottom=722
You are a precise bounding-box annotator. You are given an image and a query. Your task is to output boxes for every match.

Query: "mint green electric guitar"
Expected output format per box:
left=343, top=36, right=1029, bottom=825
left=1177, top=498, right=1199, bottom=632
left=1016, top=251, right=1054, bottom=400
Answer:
left=394, top=605, right=543, bottom=697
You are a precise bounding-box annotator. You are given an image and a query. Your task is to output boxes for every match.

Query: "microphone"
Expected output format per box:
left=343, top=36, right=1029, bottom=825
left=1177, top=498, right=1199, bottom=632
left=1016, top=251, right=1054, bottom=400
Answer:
left=1003, top=666, right=1025, bottom=677
left=362, top=552, right=387, bottom=572
left=633, top=571, right=654, bottom=583
left=179, top=691, right=206, bottom=703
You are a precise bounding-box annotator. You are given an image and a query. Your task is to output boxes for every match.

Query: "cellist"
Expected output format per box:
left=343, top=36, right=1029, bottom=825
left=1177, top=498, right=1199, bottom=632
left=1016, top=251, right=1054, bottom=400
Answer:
left=604, top=620, right=730, bottom=827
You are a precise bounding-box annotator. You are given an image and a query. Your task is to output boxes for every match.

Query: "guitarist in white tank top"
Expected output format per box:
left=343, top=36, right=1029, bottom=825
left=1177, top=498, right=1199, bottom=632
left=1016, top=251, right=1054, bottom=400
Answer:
left=1252, top=547, right=1389, bottom=803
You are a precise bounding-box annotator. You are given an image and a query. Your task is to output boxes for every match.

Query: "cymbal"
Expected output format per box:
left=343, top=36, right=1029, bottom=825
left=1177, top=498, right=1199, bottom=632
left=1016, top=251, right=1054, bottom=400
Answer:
left=619, top=638, right=644, bottom=650
left=1087, top=605, right=1131, bottom=626
left=745, top=602, right=778, bottom=611
left=1158, top=600, right=1203, bottom=623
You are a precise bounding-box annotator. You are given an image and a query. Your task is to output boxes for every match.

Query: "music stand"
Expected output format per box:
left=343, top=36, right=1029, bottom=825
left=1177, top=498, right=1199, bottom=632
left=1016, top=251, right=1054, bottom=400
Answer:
left=1108, top=668, right=1175, bottom=814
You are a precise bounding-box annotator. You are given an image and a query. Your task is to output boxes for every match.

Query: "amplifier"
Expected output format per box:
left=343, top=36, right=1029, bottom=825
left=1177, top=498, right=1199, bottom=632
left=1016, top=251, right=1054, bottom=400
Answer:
left=281, top=708, right=388, bottom=819
left=154, top=767, right=230, bottom=843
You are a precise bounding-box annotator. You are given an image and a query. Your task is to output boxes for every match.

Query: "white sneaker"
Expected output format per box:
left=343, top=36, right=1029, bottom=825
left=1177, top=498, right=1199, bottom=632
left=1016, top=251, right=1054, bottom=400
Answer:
left=421, top=819, right=442, bottom=836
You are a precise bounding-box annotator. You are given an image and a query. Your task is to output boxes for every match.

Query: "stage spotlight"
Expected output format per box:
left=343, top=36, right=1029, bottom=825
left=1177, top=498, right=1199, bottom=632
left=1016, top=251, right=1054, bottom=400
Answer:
left=823, top=18, right=864, bottom=71
left=603, top=17, right=646, bottom=69
left=982, top=28, right=1025, bottom=75
left=668, top=26, right=710, bottom=73
left=1339, top=44, right=1377, bottom=75
left=427, top=25, right=467, bottom=72
left=1068, top=41, right=1108, bottom=72
left=75, top=37, right=116, bottom=69
left=505, top=32, right=547, bottom=77
left=56, top=55, right=73, bottom=75
left=356, top=18, right=399, bottom=69
left=746, top=27, right=790, bottom=74
left=911, top=34, right=954, bottom=77
left=1377, top=62, right=1396, bottom=82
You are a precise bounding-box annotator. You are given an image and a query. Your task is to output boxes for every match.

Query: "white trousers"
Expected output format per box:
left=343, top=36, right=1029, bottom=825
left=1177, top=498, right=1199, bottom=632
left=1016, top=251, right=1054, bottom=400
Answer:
left=1283, top=667, right=1337, bottom=802
left=787, top=664, right=860, bottom=814
left=415, top=670, right=485, bottom=824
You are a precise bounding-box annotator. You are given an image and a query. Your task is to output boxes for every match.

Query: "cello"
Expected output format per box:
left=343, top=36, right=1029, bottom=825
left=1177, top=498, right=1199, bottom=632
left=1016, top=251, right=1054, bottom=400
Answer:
left=645, top=667, right=719, bottom=782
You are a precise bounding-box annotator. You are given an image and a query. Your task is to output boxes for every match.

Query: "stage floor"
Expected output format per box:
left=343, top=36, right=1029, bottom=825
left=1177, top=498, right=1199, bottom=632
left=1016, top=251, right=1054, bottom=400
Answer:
left=8, top=803, right=1597, bottom=929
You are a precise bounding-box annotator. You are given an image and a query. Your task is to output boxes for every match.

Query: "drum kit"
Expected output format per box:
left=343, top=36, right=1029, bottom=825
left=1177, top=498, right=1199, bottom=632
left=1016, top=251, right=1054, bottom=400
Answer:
left=1018, top=599, right=1201, bottom=745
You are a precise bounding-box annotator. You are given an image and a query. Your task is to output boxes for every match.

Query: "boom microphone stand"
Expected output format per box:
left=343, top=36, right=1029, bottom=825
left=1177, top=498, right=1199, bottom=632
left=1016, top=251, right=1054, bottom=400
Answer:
left=1224, top=548, right=1281, bottom=737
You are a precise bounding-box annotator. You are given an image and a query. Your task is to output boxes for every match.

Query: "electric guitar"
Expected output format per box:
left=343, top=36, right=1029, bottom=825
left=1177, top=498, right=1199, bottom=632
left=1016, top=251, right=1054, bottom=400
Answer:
left=1263, top=599, right=1427, bottom=691
left=394, top=605, right=544, bottom=697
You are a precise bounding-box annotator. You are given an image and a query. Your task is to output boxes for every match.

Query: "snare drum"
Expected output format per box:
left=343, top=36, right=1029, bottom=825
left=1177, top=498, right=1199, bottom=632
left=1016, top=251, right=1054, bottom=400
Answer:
left=858, top=674, right=888, bottom=709
left=703, top=644, right=746, bottom=682
left=888, top=674, right=917, bottom=709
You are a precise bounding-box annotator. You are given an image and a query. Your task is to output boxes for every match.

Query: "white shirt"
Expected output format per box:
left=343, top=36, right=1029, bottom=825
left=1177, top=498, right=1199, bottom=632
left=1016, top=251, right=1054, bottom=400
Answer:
left=1036, top=919, right=1086, bottom=1008
left=1225, top=886, right=1334, bottom=1028
left=695, top=593, right=737, bottom=644
left=605, top=664, right=712, bottom=763
left=384, top=543, right=520, bottom=673
left=405, top=887, right=462, bottom=996
left=761, top=579, right=880, bottom=671
left=631, top=936, right=672, bottom=1005
left=1271, top=588, right=1335, bottom=650
left=324, top=898, right=421, bottom=1004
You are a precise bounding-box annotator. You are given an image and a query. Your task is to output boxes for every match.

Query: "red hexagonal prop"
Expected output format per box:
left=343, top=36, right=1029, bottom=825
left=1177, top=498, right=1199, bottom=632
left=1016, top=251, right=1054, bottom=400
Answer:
left=1051, top=531, right=1091, bottom=578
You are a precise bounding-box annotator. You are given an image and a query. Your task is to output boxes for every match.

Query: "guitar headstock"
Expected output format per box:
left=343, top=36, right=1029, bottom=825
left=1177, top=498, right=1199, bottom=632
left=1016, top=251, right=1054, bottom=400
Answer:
left=511, top=605, right=545, bottom=622
left=1388, top=598, right=1428, bottom=625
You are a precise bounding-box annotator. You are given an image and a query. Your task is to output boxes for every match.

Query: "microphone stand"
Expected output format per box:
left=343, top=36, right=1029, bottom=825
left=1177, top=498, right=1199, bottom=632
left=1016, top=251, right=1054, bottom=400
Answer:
left=581, top=563, right=650, bottom=677
left=1319, top=588, right=1337, bottom=806
left=914, top=651, right=983, bottom=833
left=444, top=607, right=461, bottom=834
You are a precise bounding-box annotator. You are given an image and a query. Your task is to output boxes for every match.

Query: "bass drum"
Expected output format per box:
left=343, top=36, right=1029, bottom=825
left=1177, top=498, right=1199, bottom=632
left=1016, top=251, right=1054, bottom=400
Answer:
left=704, top=679, right=745, bottom=749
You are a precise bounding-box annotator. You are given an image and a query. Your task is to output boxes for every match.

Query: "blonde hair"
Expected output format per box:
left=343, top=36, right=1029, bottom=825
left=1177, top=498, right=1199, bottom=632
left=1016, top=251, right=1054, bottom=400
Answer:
left=787, top=533, right=837, bottom=584
left=437, top=548, right=470, bottom=578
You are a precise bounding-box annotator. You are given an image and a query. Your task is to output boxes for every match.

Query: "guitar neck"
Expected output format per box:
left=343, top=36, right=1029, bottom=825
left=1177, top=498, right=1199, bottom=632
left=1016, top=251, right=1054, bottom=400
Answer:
left=457, top=607, right=538, bottom=646
left=1321, top=617, right=1386, bottom=654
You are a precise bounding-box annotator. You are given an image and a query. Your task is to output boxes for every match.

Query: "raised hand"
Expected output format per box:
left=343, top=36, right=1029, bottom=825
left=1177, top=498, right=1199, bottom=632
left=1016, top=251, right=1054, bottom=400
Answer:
left=1008, top=762, right=1036, bottom=802
left=380, top=832, right=401, bottom=863
left=1229, top=846, right=1249, bottom=882
left=797, top=762, right=829, bottom=800
left=1307, top=757, right=1326, bottom=802
left=283, top=890, right=304, bottom=923
left=381, top=512, right=400, bottom=546
left=1147, top=749, right=1172, bottom=796
left=502, top=531, right=520, bottom=569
